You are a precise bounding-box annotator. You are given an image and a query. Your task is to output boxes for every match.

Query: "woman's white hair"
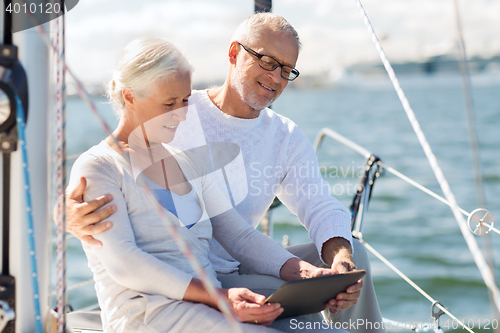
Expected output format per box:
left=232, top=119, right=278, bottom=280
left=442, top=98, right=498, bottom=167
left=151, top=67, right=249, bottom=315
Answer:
left=231, top=13, right=301, bottom=50
left=107, top=38, right=193, bottom=115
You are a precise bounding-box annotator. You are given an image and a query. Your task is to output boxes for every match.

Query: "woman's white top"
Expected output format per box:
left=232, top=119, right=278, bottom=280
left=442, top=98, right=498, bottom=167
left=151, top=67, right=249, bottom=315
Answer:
left=68, top=141, right=295, bottom=327
left=138, top=174, right=203, bottom=229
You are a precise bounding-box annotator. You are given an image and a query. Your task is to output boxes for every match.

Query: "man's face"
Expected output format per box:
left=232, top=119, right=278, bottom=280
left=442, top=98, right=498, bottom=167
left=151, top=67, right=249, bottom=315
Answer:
left=230, top=27, right=299, bottom=112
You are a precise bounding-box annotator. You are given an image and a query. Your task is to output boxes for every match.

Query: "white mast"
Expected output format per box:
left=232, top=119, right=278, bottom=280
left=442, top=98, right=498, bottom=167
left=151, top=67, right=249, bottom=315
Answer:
left=9, top=24, right=50, bottom=332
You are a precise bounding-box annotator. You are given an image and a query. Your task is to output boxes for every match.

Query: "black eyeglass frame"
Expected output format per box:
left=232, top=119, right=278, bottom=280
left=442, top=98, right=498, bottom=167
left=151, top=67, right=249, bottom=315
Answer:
left=238, top=42, right=300, bottom=81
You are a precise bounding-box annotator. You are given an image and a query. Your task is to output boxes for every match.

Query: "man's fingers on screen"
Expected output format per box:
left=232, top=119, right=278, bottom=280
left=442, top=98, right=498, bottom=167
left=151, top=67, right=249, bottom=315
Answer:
left=335, top=262, right=355, bottom=273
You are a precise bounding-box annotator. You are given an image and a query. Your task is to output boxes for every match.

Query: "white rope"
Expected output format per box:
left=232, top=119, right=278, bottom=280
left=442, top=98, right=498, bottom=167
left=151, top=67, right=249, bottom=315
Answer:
left=360, top=239, right=475, bottom=333
left=381, top=162, right=500, bottom=235
left=53, top=6, right=67, bottom=332
left=314, top=129, right=500, bottom=235
left=381, top=163, right=500, bottom=236
left=452, top=0, right=498, bottom=319
left=50, top=279, right=94, bottom=297
left=379, top=162, right=471, bottom=217
left=65, top=153, right=80, bottom=161
left=452, top=0, right=487, bottom=209
left=354, top=0, right=500, bottom=312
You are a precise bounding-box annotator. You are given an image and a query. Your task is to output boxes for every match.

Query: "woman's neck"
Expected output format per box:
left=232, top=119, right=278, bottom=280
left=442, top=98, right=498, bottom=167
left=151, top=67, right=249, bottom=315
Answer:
left=107, top=115, right=190, bottom=195
left=105, top=113, right=144, bottom=154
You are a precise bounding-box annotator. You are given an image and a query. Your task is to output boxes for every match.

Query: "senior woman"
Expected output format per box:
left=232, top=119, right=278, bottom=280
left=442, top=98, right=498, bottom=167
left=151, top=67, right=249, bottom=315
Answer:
left=68, top=38, right=346, bottom=333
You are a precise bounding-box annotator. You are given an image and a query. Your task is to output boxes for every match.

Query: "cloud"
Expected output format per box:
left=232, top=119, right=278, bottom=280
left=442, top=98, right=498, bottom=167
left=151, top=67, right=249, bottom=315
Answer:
left=63, top=0, right=500, bottom=86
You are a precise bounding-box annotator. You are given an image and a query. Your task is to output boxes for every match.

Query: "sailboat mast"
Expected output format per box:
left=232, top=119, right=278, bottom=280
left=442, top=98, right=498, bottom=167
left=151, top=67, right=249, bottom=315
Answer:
left=255, top=0, right=272, bottom=13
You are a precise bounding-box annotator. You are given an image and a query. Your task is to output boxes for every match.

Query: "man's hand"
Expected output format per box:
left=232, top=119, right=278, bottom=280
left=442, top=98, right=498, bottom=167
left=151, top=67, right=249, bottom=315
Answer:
left=321, top=237, right=361, bottom=313
left=321, top=237, right=353, bottom=268
left=325, top=277, right=363, bottom=314
left=226, top=288, right=283, bottom=326
left=65, top=177, right=115, bottom=247
left=280, top=256, right=362, bottom=314
left=308, top=266, right=363, bottom=315
left=331, top=247, right=356, bottom=273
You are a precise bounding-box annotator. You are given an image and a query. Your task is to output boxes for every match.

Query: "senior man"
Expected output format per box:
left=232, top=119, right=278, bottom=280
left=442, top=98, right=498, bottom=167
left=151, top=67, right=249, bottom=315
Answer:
left=67, top=13, right=384, bottom=332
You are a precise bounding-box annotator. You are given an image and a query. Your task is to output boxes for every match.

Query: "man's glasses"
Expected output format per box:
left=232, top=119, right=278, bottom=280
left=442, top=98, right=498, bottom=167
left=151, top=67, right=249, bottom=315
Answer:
left=238, top=43, right=300, bottom=81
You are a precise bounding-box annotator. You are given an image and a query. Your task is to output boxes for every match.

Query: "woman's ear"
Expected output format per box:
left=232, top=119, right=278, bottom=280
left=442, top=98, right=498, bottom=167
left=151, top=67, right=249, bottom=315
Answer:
left=228, top=41, right=239, bottom=65
left=122, top=88, right=135, bottom=109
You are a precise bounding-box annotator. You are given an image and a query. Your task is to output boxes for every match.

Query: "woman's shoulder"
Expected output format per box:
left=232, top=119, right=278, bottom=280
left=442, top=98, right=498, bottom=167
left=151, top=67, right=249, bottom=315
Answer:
left=70, top=141, right=127, bottom=184
left=74, top=141, right=118, bottom=167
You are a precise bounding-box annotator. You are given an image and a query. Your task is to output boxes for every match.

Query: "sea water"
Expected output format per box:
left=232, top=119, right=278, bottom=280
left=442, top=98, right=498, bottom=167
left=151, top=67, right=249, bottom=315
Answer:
left=59, top=72, right=500, bottom=330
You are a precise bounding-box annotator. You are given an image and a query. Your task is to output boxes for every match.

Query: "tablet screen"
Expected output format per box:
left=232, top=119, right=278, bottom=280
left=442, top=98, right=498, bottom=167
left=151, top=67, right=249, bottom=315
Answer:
left=265, top=270, right=366, bottom=319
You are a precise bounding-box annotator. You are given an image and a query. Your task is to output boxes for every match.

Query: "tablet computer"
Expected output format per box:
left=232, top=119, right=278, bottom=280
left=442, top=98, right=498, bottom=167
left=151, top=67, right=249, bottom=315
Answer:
left=264, top=270, right=366, bottom=319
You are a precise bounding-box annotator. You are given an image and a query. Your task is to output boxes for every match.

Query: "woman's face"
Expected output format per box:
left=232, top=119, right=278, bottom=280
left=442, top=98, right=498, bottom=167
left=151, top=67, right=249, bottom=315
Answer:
left=131, top=70, right=191, bottom=145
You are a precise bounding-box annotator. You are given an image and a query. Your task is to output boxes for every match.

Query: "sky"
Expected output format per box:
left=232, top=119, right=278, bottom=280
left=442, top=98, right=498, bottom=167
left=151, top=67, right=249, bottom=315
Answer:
left=58, top=0, right=500, bottom=87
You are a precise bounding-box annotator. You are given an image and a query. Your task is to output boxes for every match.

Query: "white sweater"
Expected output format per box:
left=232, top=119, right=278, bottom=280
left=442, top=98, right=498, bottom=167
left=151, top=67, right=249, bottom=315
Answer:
left=170, top=90, right=352, bottom=273
left=68, top=141, right=295, bottom=324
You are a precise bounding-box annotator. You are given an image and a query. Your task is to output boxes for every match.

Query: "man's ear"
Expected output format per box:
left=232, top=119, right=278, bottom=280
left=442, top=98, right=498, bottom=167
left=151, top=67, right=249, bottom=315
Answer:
left=122, top=88, right=135, bottom=109
left=228, top=41, right=240, bottom=65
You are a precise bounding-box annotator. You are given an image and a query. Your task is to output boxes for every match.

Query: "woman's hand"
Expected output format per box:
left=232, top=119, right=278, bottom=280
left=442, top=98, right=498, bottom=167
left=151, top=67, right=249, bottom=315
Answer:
left=279, top=257, right=363, bottom=314
left=184, top=279, right=282, bottom=326
left=226, top=288, right=283, bottom=326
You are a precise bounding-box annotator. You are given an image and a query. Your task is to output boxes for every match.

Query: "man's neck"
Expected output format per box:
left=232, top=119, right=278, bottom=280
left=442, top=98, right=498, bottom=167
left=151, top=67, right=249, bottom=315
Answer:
left=207, top=84, right=261, bottom=119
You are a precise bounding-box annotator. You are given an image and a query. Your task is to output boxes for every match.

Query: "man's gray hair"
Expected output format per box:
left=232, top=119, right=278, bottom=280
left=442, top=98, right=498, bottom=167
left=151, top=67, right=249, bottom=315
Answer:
left=231, top=13, right=301, bottom=50
left=107, top=37, right=193, bottom=115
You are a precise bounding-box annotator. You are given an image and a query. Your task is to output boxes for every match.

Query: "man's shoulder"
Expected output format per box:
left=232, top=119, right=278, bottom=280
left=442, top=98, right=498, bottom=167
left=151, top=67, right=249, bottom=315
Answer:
left=262, top=107, right=298, bottom=132
left=262, top=108, right=312, bottom=146
left=190, top=89, right=208, bottom=102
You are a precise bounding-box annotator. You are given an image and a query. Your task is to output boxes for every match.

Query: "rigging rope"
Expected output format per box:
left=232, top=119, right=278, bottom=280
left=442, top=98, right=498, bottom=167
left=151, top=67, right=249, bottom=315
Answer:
left=314, top=129, right=499, bottom=234
left=16, top=95, right=43, bottom=333
left=360, top=239, right=474, bottom=333
left=354, top=0, right=500, bottom=312
left=50, top=278, right=93, bottom=297
left=452, top=0, right=497, bottom=320
left=380, top=162, right=500, bottom=235
left=53, top=6, right=67, bottom=332
left=315, top=129, right=492, bottom=330
left=452, top=0, right=487, bottom=209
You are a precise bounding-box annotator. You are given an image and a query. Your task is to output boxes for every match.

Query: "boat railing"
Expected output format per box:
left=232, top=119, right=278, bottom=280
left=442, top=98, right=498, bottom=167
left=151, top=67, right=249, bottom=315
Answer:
left=311, top=126, right=498, bottom=332
left=59, top=125, right=495, bottom=332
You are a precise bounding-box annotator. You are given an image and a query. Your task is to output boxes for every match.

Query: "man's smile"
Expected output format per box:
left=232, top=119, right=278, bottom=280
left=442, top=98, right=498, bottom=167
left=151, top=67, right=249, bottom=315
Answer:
left=259, top=81, right=276, bottom=92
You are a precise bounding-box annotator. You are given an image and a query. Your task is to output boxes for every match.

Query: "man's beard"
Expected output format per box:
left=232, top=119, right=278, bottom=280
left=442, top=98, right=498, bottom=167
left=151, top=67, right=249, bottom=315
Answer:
left=230, top=67, right=278, bottom=112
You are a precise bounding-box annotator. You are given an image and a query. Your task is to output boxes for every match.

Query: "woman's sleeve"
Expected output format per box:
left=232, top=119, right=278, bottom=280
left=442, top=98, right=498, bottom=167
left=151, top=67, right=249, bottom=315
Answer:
left=68, top=154, right=193, bottom=300
left=199, top=170, right=296, bottom=278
